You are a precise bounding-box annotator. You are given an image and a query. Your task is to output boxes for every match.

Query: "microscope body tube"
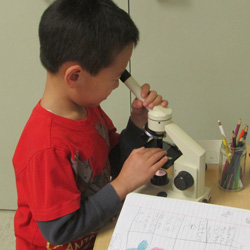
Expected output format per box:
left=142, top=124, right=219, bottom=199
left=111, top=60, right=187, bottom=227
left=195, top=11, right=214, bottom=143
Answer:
left=120, top=70, right=172, bottom=133
left=120, top=70, right=146, bottom=104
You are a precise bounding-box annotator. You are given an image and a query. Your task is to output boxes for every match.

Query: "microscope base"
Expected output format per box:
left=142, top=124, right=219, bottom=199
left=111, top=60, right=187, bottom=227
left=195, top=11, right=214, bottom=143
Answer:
left=134, top=177, right=211, bottom=203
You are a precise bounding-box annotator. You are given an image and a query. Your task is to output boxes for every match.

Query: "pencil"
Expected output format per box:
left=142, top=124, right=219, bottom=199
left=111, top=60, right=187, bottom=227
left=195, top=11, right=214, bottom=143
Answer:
left=243, top=125, right=248, bottom=140
left=231, top=130, right=236, bottom=148
left=218, top=120, right=226, bottom=137
left=222, top=136, right=231, bottom=163
left=234, top=119, right=241, bottom=138
left=237, top=138, right=246, bottom=148
left=218, top=120, right=231, bottom=162
left=239, top=124, right=247, bottom=139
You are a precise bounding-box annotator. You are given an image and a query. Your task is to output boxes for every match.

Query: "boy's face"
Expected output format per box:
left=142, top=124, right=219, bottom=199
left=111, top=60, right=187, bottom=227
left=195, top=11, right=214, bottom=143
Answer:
left=75, top=43, right=133, bottom=107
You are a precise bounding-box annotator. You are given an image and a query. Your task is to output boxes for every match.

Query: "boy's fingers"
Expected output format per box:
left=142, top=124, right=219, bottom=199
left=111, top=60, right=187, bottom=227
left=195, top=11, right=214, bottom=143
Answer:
left=140, top=83, right=150, bottom=98
left=143, top=148, right=167, bottom=163
left=130, top=146, right=145, bottom=155
left=161, top=99, right=168, bottom=107
left=147, top=95, right=163, bottom=109
left=143, top=90, right=157, bottom=106
left=132, top=99, right=144, bottom=109
left=152, top=155, right=168, bottom=172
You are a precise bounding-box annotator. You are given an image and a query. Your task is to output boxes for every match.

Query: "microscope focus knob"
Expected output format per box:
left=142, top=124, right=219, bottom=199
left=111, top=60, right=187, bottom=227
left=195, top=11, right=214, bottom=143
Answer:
left=151, top=170, right=169, bottom=186
left=174, top=171, right=194, bottom=190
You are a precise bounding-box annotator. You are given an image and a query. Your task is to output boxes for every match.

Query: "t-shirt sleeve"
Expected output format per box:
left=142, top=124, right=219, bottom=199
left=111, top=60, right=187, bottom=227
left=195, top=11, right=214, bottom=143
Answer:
left=37, top=184, right=122, bottom=246
left=19, top=148, right=81, bottom=221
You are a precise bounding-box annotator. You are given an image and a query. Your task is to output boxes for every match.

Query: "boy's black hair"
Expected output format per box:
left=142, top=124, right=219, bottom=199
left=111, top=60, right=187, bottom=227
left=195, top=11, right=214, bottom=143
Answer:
left=39, top=0, right=139, bottom=75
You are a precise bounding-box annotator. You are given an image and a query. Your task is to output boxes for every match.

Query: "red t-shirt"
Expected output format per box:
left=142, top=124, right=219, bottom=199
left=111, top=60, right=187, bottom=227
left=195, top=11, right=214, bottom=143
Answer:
left=13, top=102, right=119, bottom=249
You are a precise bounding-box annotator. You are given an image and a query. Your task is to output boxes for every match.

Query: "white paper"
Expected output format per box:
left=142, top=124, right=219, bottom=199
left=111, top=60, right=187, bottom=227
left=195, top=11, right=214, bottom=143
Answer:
left=108, top=193, right=250, bottom=250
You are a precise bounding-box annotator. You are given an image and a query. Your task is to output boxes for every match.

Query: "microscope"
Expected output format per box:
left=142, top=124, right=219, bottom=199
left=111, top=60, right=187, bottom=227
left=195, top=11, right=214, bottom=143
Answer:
left=120, top=70, right=211, bottom=202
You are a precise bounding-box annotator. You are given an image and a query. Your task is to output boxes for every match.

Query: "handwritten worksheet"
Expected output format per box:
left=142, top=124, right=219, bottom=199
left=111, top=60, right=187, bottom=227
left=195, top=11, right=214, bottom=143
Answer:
left=108, top=193, right=250, bottom=250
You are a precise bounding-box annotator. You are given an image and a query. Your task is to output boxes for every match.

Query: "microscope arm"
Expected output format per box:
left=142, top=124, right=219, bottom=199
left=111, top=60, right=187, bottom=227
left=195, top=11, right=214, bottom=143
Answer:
left=165, top=122, right=206, bottom=198
left=165, top=123, right=205, bottom=166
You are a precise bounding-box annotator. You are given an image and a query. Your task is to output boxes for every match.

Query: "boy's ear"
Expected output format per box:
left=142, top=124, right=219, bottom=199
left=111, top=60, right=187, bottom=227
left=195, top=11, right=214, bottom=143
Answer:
left=64, top=65, right=85, bottom=88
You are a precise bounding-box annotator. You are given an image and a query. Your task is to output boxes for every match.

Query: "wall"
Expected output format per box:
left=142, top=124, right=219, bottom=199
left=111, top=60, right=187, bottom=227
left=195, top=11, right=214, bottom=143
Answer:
left=130, top=0, right=250, bottom=143
left=0, top=1, right=49, bottom=249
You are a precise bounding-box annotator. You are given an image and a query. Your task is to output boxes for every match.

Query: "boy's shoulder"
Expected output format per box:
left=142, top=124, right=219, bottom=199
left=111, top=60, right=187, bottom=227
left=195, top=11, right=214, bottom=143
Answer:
left=13, top=102, right=59, bottom=172
left=12, top=103, right=109, bottom=167
left=20, top=102, right=56, bottom=145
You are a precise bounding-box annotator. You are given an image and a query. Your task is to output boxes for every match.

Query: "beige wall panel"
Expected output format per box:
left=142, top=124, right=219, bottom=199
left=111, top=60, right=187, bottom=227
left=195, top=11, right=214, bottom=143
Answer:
left=130, top=0, right=250, bottom=142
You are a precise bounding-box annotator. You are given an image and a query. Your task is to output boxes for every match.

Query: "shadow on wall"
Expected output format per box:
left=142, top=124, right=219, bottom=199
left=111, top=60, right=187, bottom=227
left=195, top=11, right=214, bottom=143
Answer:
left=44, top=0, right=54, bottom=5
left=157, top=0, right=191, bottom=7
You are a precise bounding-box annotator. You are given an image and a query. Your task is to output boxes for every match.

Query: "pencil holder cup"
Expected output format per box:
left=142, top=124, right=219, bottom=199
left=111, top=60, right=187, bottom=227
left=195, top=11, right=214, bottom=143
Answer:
left=219, top=138, right=247, bottom=191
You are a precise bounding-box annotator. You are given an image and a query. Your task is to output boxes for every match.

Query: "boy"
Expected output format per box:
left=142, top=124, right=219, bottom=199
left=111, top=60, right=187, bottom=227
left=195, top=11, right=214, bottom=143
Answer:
left=13, top=0, right=168, bottom=249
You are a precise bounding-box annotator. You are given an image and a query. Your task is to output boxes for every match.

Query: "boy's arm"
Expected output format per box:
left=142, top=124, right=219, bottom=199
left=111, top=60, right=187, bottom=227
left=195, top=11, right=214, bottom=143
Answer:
left=38, top=147, right=168, bottom=245
left=110, top=83, right=168, bottom=178
left=109, top=117, right=148, bottom=179
left=37, top=184, right=122, bottom=246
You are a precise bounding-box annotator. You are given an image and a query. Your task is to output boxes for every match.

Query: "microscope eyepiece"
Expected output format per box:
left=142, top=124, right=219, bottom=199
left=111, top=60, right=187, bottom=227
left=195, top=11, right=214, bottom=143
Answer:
left=120, top=70, right=131, bottom=82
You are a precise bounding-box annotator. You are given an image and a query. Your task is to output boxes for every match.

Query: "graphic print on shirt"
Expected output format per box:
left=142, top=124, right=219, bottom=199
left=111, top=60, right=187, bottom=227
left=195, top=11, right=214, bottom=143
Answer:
left=71, top=151, right=93, bottom=191
left=83, top=164, right=110, bottom=197
left=71, top=120, right=111, bottom=195
left=71, top=151, right=110, bottom=197
left=95, top=121, right=110, bottom=147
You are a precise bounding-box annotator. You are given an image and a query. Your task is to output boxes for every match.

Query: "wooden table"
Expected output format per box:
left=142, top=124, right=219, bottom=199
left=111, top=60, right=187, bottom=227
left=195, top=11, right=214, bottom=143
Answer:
left=93, top=146, right=250, bottom=250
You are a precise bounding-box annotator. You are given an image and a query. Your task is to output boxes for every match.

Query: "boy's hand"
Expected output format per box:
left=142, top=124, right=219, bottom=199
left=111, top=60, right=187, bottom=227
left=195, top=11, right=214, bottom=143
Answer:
left=110, top=147, right=168, bottom=200
left=130, top=83, right=168, bottom=129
